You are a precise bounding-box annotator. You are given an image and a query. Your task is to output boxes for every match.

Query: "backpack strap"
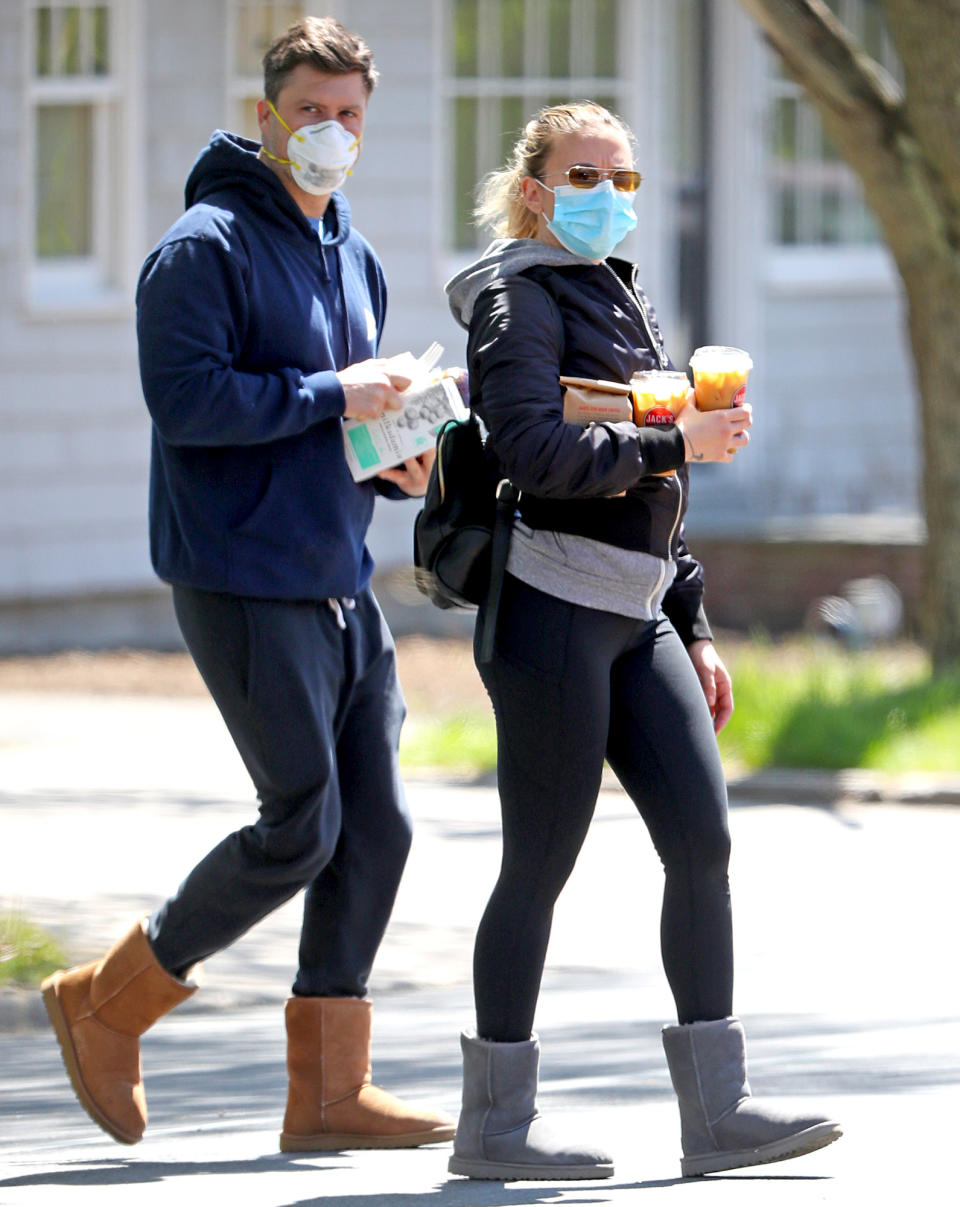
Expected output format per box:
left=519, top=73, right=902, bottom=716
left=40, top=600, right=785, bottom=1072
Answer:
left=477, top=478, right=519, bottom=664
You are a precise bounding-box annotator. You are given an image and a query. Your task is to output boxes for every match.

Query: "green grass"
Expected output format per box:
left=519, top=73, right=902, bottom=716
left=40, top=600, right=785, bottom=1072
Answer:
left=401, top=712, right=499, bottom=775
left=400, top=638, right=960, bottom=777
left=0, top=911, right=66, bottom=987
left=719, top=637, right=960, bottom=773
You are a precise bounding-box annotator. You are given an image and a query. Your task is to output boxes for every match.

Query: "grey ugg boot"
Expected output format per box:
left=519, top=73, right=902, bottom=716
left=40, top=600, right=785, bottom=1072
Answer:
left=447, top=1031, right=614, bottom=1181
left=662, top=1017, right=842, bottom=1176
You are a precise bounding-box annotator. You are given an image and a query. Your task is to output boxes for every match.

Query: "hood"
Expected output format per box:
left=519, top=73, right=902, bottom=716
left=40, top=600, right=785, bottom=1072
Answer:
left=183, top=129, right=353, bottom=246
left=445, top=238, right=594, bottom=328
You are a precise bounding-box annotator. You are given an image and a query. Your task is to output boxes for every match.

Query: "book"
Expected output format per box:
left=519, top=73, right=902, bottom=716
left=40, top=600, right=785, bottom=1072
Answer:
left=342, top=346, right=468, bottom=482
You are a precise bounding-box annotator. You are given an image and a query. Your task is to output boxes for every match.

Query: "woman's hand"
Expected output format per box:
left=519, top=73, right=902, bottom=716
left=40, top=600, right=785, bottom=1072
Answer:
left=688, top=639, right=734, bottom=734
left=675, top=394, right=752, bottom=463
left=377, top=448, right=436, bottom=497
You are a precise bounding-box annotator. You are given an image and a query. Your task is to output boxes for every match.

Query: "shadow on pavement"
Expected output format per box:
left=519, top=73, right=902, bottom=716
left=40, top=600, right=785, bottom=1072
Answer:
left=2, top=1156, right=833, bottom=1200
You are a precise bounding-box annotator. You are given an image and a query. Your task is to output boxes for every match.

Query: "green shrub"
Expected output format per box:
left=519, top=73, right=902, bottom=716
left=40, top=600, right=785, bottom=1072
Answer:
left=719, top=638, right=960, bottom=772
left=0, top=911, right=67, bottom=987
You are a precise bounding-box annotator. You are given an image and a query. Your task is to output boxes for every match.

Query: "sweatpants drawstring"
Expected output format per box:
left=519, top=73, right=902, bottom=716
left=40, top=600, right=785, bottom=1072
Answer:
left=326, top=597, right=356, bottom=630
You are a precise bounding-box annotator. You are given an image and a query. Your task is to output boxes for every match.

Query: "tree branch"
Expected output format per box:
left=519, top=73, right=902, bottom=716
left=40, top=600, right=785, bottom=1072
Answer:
left=736, top=0, right=955, bottom=267
left=736, top=0, right=902, bottom=118
left=881, top=0, right=960, bottom=221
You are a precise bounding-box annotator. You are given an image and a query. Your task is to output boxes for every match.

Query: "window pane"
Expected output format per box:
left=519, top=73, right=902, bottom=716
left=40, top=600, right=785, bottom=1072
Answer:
left=453, top=0, right=479, bottom=76
left=35, top=5, right=111, bottom=77
left=547, top=0, right=572, bottom=78
left=92, top=5, right=110, bottom=74
left=58, top=8, right=82, bottom=74
left=35, top=7, right=52, bottom=76
left=772, top=95, right=797, bottom=160
left=593, top=0, right=617, bottom=77
left=454, top=96, right=479, bottom=248
left=35, top=104, right=93, bottom=257
left=777, top=188, right=798, bottom=244
left=500, top=95, right=526, bottom=161
left=448, top=0, right=625, bottom=249
left=501, top=0, right=525, bottom=77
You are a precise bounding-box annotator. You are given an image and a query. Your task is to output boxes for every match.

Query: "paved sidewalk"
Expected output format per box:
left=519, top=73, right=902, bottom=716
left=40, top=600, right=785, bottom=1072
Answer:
left=1, top=689, right=959, bottom=1203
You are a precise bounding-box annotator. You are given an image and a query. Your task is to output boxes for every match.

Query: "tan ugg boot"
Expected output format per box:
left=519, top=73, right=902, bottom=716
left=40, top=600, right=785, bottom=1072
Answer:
left=41, top=918, right=198, bottom=1144
left=279, top=995, right=456, bottom=1151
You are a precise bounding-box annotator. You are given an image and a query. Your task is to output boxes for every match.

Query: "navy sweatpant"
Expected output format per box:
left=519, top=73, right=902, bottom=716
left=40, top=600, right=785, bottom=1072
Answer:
left=147, top=585, right=412, bottom=998
left=473, top=573, right=734, bottom=1041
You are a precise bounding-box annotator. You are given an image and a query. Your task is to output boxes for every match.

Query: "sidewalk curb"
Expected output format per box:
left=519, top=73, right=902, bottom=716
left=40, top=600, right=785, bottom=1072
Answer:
left=725, top=768, right=960, bottom=806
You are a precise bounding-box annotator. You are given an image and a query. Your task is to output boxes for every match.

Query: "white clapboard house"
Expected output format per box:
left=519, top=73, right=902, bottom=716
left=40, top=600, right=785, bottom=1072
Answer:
left=0, top=0, right=919, bottom=649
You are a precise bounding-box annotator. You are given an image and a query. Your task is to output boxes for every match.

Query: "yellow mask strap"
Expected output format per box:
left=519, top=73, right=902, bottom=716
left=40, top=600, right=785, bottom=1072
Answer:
left=261, top=99, right=361, bottom=172
left=259, top=99, right=300, bottom=166
left=266, top=98, right=305, bottom=142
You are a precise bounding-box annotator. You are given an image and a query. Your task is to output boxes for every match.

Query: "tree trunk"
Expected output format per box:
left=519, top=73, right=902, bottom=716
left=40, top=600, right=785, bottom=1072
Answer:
left=899, top=260, right=960, bottom=670
left=735, top=0, right=960, bottom=668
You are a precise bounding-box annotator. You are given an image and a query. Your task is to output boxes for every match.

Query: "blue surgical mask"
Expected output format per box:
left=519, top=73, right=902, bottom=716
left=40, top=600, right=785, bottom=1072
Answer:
left=541, top=179, right=638, bottom=261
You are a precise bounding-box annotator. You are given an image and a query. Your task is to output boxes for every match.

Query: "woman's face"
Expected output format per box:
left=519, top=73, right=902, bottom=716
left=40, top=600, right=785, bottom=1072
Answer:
left=521, top=127, right=635, bottom=249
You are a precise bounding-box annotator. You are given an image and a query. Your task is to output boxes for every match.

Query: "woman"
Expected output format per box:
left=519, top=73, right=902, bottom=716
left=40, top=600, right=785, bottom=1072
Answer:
left=443, top=102, right=841, bottom=1181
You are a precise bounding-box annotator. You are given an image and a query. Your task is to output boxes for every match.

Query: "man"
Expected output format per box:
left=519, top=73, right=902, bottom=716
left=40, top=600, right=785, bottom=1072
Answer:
left=40, top=16, right=454, bottom=1153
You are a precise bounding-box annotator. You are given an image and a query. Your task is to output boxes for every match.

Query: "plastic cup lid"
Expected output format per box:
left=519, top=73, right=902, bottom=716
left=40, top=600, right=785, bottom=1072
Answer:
left=689, top=345, right=753, bottom=370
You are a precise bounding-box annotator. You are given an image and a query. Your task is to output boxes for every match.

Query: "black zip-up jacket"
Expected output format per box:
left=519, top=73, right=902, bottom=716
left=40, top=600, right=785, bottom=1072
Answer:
left=445, top=238, right=711, bottom=645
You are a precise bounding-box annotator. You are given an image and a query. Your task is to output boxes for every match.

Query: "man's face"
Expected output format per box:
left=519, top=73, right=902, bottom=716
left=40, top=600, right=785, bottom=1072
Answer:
left=257, top=64, right=367, bottom=160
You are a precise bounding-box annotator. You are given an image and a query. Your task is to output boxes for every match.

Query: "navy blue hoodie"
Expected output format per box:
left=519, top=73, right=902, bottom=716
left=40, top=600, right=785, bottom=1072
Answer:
left=137, top=130, right=392, bottom=600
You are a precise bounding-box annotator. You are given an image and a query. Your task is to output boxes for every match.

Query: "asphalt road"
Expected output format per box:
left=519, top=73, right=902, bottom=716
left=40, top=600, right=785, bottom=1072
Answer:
left=1, top=690, right=958, bottom=1204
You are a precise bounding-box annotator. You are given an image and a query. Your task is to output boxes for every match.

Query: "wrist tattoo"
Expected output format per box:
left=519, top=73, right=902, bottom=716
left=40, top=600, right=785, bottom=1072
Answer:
left=682, top=430, right=704, bottom=462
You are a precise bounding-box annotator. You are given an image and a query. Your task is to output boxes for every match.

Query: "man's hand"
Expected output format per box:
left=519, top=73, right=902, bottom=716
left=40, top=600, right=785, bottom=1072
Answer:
left=337, top=358, right=410, bottom=420
left=377, top=448, right=436, bottom=497
left=687, top=639, right=734, bottom=734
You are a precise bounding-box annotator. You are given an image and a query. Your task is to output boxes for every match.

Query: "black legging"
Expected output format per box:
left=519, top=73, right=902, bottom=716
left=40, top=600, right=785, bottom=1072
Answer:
left=473, top=573, right=733, bottom=1042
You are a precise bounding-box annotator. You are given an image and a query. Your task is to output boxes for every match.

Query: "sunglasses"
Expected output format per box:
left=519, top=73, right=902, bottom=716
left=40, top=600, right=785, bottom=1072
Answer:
left=545, top=165, right=642, bottom=192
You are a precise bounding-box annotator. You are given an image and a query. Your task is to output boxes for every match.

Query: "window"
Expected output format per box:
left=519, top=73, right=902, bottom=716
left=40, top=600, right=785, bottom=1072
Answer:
left=27, top=1, right=131, bottom=308
left=228, top=1, right=303, bottom=139
left=768, top=0, right=899, bottom=246
left=445, top=0, right=626, bottom=250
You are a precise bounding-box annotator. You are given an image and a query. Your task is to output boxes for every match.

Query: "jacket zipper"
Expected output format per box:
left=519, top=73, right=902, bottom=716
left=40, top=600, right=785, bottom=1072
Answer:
left=601, top=262, right=683, bottom=558
left=601, top=262, right=668, bottom=369
left=666, top=472, right=683, bottom=561
left=647, top=557, right=666, bottom=613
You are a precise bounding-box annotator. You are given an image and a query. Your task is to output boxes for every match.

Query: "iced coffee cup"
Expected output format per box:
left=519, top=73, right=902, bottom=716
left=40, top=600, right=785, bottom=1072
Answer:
left=630, top=369, right=691, bottom=476
left=688, top=346, right=753, bottom=411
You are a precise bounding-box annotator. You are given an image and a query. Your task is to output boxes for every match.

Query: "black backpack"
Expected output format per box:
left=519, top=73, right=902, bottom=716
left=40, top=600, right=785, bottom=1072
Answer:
left=413, top=415, right=518, bottom=661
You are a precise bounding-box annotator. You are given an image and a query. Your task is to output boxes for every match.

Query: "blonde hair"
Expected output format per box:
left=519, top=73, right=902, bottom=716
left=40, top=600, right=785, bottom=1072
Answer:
left=474, top=101, right=635, bottom=239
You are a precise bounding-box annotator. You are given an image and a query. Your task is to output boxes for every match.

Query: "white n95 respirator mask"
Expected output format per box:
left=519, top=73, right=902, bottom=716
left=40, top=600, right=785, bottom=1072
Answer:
left=262, top=100, right=360, bottom=195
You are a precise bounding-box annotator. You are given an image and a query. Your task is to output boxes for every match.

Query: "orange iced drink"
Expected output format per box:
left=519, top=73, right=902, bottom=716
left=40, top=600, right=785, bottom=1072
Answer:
left=630, top=370, right=690, bottom=476
left=688, top=346, right=753, bottom=411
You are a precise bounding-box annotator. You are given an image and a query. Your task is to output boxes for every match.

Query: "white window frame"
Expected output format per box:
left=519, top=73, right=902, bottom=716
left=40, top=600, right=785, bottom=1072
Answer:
left=226, top=0, right=306, bottom=139
left=438, top=0, right=635, bottom=276
left=22, top=0, right=142, bottom=318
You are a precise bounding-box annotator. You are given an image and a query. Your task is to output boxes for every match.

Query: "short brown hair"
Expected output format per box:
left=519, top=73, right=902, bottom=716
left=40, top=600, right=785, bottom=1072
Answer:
left=262, top=16, right=378, bottom=103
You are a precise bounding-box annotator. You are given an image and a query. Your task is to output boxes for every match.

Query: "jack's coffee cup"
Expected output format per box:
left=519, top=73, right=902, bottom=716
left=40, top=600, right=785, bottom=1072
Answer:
left=630, top=369, right=690, bottom=477
left=689, top=346, right=753, bottom=411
